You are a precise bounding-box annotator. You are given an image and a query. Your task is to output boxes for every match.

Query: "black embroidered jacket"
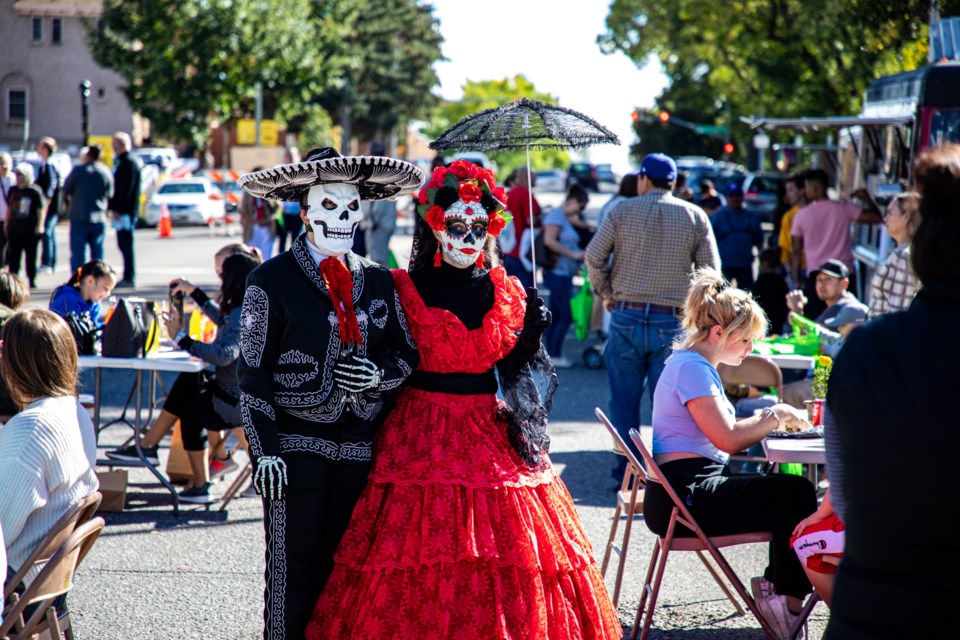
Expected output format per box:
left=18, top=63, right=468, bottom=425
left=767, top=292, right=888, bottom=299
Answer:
left=238, top=236, right=418, bottom=469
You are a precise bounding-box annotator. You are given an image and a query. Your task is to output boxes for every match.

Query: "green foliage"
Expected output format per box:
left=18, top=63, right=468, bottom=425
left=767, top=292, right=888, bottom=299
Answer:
left=424, top=76, right=571, bottom=179
left=88, top=0, right=333, bottom=149
left=600, top=0, right=960, bottom=164
left=312, top=0, right=444, bottom=143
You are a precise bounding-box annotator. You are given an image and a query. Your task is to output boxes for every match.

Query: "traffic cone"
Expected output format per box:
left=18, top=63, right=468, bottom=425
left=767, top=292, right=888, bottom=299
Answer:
left=158, top=203, right=173, bottom=238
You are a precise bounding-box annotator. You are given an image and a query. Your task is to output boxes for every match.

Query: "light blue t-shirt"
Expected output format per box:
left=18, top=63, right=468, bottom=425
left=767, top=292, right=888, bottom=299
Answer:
left=651, top=349, right=733, bottom=464
left=542, top=207, right=582, bottom=276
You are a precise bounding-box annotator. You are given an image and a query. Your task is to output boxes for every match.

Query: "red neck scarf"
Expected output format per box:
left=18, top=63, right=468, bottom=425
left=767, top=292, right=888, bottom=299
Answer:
left=318, top=257, right=363, bottom=346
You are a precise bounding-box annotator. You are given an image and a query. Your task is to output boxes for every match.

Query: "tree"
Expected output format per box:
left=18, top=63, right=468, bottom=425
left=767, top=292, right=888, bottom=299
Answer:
left=423, top=76, right=571, bottom=179
left=310, top=0, right=444, bottom=150
left=88, top=0, right=340, bottom=150
left=600, top=0, right=958, bottom=163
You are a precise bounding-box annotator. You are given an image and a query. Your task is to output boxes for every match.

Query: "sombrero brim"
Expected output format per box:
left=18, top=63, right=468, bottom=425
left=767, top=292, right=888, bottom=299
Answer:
left=237, top=155, right=425, bottom=201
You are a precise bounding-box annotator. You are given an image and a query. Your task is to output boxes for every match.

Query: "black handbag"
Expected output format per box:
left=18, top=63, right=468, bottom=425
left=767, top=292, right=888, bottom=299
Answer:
left=526, top=231, right=557, bottom=270
left=101, top=298, right=159, bottom=358
left=63, top=311, right=101, bottom=356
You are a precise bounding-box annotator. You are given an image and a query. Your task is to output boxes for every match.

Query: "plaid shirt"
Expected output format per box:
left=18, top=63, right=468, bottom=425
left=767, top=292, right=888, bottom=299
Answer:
left=869, top=244, right=919, bottom=315
left=585, top=188, right=720, bottom=308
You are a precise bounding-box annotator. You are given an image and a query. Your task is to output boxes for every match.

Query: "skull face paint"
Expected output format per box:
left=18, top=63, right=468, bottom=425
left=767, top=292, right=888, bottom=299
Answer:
left=433, top=199, right=489, bottom=266
left=302, top=183, right=362, bottom=256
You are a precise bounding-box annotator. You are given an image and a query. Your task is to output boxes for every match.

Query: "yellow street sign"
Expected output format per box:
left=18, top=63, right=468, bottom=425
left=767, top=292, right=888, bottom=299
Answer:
left=236, top=119, right=278, bottom=146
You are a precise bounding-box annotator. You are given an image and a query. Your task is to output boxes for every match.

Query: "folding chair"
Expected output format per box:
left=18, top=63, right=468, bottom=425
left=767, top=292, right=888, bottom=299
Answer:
left=1, top=517, right=105, bottom=640
left=4, top=492, right=102, bottom=605
left=622, top=421, right=779, bottom=640
left=596, top=412, right=646, bottom=607
left=717, top=354, right=783, bottom=399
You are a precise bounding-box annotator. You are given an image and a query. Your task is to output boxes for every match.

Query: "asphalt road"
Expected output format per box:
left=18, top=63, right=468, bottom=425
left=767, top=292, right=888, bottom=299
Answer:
left=20, top=188, right=828, bottom=638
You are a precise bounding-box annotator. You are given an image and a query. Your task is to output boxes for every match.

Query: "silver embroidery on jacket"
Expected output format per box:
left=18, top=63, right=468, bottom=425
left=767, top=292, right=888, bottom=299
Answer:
left=278, top=434, right=372, bottom=461
left=241, top=285, right=269, bottom=368
left=273, top=349, right=319, bottom=388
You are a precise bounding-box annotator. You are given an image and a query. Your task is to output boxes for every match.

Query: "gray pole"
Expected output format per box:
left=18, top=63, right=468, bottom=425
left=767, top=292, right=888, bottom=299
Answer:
left=255, top=82, right=263, bottom=147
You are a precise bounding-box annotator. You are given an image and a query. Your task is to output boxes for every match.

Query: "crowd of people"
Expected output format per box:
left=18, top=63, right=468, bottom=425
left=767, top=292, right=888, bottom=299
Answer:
left=2, top=134, right=955, bottom=638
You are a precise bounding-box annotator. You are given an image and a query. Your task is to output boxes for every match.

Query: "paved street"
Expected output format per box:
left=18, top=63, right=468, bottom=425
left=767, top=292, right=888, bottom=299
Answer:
left=20, top=191, right=829, bottom=638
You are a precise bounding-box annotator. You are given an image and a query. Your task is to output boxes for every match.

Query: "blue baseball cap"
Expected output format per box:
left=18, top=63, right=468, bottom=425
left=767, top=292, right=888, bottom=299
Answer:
left=725, top=182, right=744, bottom=196
left=639, top=153, right=677, bottom=181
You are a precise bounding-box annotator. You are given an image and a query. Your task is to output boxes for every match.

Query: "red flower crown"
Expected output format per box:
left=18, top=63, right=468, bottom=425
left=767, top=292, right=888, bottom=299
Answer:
left=416, top=160, right=510, bottom=237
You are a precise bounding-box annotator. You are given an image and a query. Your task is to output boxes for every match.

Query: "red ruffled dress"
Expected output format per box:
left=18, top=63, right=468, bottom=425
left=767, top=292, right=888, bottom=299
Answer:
left=306, top=266, right=622, bottom=640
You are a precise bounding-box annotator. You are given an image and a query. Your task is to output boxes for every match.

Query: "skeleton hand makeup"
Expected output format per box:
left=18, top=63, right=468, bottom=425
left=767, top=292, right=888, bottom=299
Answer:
left=254, top=456, right=288, bottom=500
left=303, top=183, right=362, bottom=256
left=433, top=199, right=489, bottom=266
left=333, top=354, right=383, bottom=393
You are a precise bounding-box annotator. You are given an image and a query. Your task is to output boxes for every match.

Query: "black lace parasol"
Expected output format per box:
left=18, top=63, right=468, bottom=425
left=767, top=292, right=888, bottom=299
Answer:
left=429, top=98, right=620, bottom=152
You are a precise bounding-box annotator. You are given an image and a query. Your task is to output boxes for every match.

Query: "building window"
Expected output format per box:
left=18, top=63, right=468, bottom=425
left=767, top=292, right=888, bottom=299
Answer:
left=32, top=17, right=42, bottom=42
left=7, top=89, right=27, bottom=121
left=52, top=18, right=62, bottom=44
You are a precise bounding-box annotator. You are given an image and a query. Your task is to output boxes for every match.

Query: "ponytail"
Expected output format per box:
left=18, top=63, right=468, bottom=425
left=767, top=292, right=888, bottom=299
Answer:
left=675, top=267, right=767, bottom=350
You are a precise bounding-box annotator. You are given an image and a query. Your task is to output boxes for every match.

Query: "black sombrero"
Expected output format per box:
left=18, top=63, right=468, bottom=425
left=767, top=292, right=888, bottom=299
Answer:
left=237, top=147, right=425, bottom=201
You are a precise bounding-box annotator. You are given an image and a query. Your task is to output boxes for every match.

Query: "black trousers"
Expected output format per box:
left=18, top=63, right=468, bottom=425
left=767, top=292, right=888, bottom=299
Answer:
left=162, top=371, right=233, bottom=450
left=261, top=456, right=371, bottom=639
left=643, top=458, right=817, bottom=600
left=7, top=231, right=39, bottom=286
left=117, top=227, right=135, bottom=282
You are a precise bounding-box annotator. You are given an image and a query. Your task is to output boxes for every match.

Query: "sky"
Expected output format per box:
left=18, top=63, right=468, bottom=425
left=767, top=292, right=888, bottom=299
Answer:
left=429, top=0, right=669, bottom=176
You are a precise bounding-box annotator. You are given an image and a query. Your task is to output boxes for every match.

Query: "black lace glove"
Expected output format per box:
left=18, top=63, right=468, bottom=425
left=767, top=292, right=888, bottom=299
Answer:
left=518, top=287, right=551, bottom=350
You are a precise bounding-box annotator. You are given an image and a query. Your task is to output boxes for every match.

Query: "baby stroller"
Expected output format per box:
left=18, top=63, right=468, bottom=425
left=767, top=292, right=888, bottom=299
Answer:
left=571, top=268, right=607, bottom=369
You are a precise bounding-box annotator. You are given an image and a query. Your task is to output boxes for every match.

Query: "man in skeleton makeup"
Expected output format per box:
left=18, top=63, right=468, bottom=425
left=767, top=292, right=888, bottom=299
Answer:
left=236, top=147, right=422, bottom=640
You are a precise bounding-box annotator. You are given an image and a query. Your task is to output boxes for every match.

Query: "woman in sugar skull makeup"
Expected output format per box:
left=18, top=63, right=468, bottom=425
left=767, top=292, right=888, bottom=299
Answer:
left=236, top=148, right=423, bottom=640
left=306, top=160, right=622, bottom=640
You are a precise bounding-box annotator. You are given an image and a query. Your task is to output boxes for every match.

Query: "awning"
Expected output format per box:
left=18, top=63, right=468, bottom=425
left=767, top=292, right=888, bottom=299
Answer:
left=742, top=115, right=915, bottom=132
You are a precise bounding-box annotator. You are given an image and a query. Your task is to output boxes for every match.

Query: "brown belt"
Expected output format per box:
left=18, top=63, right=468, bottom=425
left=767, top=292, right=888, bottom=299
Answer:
left=617, top=301, right=679, bottom=315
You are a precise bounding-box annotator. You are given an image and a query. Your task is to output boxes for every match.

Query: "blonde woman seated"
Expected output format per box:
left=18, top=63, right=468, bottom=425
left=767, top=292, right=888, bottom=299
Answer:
left=642, top=268, right=818, bottom=639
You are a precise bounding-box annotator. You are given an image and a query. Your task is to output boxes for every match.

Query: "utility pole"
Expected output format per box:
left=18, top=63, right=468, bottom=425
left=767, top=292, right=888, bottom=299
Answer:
left=79, top=80, right=91, bottom=147
left=254, top=82, right=263, bottom=146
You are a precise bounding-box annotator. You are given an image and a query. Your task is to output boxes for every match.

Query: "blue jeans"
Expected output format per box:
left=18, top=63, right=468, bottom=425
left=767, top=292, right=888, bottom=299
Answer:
left=606, top=308, right=679, bottom=475
left=41, top=213, right=58, bottom=268
left=542, top=271, right=573, bottom=357
left=503, top=256, right=534, bottom=290
left=69, top=221, right=106, bottom=272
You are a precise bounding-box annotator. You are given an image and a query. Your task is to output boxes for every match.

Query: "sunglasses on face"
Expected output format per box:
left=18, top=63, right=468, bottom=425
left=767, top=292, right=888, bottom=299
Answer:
left=445, top=218, right=488, bottom=239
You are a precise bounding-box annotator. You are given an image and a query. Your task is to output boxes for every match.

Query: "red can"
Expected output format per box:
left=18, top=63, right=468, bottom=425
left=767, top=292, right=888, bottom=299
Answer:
left=810, top=399, right=825, bottom=427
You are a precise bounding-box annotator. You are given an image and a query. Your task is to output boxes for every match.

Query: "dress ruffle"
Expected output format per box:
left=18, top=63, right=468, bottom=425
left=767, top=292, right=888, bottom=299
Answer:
left=306, top=267, right=621, bottom=640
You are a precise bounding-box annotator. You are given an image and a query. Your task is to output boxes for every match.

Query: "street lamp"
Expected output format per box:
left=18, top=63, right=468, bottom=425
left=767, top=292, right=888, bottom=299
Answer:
left=79, top=80, right=91, bottom=147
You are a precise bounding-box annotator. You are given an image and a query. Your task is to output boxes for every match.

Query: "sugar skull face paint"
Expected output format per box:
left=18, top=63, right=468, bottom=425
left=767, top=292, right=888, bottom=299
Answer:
left=433, top=199, right=489, bottom=266
left=302, top=183, right=362, bottom=256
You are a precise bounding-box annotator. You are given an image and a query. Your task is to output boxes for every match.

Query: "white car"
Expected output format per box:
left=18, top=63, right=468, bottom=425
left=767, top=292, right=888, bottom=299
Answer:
left=144, top=178, right=227, bottom=227
left=534, top=169, right=566, bottom=192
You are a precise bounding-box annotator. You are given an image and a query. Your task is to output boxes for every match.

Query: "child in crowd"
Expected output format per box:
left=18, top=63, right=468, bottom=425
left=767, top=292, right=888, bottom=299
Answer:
left=753, top=248, right=789, bottom=335
left=48, top=260, right=118, bottom=328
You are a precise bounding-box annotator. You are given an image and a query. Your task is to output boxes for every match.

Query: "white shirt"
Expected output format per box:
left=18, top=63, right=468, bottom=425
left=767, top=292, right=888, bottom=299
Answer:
left=0, top=173, right=15, bottom=222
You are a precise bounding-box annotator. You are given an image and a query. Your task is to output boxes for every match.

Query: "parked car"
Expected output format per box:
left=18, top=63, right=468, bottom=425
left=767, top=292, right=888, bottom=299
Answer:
left=567, top=162, right=599, bottom=191
left=742, top=171, right=788, bottom=223
left=143, top=178, right=227, bottom=227
left=534, top=169, right=566, bottom=192
left=131, top=147, right=182, bottom=172
left=595, top=163, right=617, bottom=185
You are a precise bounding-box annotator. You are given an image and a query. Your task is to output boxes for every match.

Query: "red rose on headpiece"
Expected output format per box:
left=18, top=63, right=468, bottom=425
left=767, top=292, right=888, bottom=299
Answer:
left=490, top=185, right=507, bottom=205
left=477, top=167, right=496, bottom=189
left=429, top=166, right=449, bottom=188
left=448, top=160, right=479, bottom=180
left=458, top=181, right=482, bottom=203
left=425, top=205, right=446, bottom=232
left=487, top=212, right=507, bottom=237
left=418, top=189, right=429, bottom=204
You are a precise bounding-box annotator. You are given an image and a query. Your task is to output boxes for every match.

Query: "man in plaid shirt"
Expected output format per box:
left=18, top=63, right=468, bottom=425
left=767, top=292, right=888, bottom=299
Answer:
left=586, top=153, right=720, bottom=478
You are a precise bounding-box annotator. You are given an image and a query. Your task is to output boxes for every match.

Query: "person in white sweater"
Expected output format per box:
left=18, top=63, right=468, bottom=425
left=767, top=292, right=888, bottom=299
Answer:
left=0, top=308, right=98, bottom=592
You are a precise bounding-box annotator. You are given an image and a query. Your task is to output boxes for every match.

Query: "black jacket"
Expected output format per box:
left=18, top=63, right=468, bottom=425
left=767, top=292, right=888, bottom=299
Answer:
left=35, top=161, right=60, bottom=217
left=238, top=235, right=418, bottom=480
left=826, top=281, right=960, bottom=639
left=108, top=151, right=142, bottom=215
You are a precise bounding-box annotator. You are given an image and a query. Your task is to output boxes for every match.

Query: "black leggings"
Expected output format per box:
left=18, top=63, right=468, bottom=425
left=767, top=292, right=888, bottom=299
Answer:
left=161, top=371, right=234, bottom=451
left=643, top=457, right=817, bottom=600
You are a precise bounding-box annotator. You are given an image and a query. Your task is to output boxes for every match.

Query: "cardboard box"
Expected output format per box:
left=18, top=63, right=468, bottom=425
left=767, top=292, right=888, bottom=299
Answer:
left=96, top=469, right=128, bottom=512
left=165, top=421, right=194, bottom=485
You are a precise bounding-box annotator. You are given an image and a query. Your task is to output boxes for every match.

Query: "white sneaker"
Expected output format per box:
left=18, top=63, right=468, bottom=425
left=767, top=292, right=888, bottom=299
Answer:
left=751, top=576, right=775, bottom=603
left=551, top=356, right=574, bottom=369
left=755, top=593, right=805, bottom=640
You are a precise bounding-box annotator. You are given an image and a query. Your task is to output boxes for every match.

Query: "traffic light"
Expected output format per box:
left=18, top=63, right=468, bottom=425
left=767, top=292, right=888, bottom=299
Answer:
left=631, top=111, right=640, bottom=122
left=723, top=142, right=735, bottom=155
left=658, top=110, right=670, bottom=124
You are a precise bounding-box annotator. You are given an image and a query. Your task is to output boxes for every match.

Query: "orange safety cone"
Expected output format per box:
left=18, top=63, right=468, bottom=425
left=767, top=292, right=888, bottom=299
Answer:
left=158, top=203, right=173, bottom=238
